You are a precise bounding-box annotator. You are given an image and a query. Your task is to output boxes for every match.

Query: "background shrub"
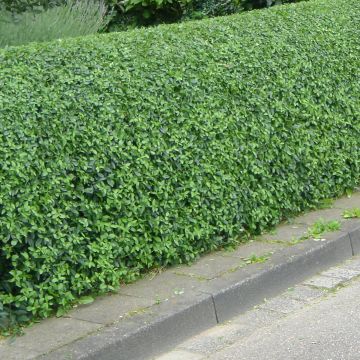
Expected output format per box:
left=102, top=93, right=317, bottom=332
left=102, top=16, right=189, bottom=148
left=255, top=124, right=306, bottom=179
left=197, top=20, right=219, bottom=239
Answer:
left=1, top=0, right=62, bottom=13
left=0, top=0, right=359, bottom=330
left=182, top=0, right=242, bottom=20
left=107, top=0, right=308, bottom=27
left=1, top=0, right=308, bottom=31
left=241, top=0, right=304, bottom=10
left=0, top=0, right=109, bottom=48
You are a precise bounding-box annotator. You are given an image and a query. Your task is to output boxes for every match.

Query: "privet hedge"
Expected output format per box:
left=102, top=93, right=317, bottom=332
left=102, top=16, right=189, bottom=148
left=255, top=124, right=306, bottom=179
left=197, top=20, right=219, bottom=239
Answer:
left=0, top=0, right=359, bottom=329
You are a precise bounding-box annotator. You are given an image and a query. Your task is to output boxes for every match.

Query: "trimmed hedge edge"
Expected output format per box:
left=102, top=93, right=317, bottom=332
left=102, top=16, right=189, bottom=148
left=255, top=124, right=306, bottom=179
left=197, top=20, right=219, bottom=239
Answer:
left=0, top=0, right=359, bottom=330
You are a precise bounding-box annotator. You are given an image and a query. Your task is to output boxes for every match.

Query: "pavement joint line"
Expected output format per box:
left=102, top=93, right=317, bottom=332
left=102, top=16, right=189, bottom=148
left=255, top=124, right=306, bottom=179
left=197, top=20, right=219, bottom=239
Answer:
left=349, top=227, right=359, bottom=256
left=211, top=295, right=220, bottom=324
left=119, top=293, right=154, bottom=300
left=172, top=272, right=209, bottom=281
left=304, top=282, right=342, bottom=291
left=348, top=230, right=355, bottom=256
left=64, top=316, right=106, bottom=326
left=36, top=329, right=104, bottom=360
left=116, top=291, right=151, bottom=299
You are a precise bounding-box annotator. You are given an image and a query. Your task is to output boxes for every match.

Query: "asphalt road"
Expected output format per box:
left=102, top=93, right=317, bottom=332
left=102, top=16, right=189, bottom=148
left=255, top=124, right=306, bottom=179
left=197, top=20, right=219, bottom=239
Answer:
left=209, top=278, right=360, bottom=360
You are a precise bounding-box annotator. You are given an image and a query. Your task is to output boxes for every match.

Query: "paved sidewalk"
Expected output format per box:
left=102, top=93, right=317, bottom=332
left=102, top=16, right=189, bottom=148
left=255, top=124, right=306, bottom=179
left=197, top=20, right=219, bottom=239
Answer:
left=157, top=255, right=360, bottom=360
left=0, top=190, right=359, bottom=359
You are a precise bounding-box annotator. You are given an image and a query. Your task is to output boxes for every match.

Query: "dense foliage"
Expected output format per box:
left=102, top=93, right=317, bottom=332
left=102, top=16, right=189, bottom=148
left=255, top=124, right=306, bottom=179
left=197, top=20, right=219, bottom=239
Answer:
left=0, top=0, right=359, bottom=330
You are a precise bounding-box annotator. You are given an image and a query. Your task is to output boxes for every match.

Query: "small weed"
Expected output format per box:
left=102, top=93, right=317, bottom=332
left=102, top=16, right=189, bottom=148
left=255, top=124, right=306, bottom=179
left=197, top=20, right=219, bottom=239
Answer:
left=342, top=208, right=360, bottom=219
left=242, top=252, right=272, bottom=265
left=286, top=219, right=341, bottom=246
left=124, top=307, right=148, bottom=318
left=173, top=288, right=185, bottom=295
left=155, top=297, right=161, bottom=305
left=263, top=219, right=341, bottom=247
left=225, top=253, right=273, bottom=275
left=307, top=219, right=341, bottom=239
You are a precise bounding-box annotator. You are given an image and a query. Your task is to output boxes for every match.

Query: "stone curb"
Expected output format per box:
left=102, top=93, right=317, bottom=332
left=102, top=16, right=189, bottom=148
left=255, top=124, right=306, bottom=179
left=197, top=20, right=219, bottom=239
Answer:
left=36, top=221, right=360, bottom=360
left=206, top=230, right=355, bottom=322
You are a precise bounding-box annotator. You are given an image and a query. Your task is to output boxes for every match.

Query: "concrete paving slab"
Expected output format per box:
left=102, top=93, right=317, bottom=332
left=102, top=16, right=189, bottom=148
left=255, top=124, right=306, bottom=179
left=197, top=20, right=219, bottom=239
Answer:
left=7, top=317, right=102, bottom=355
left=230, top=308, right=284, bottom=328
left=171, top=254, right=245, bottom=280
left=259, top=296, right=305, bottom=314
left=39, top=317, right=145, bottom=360
left=320, top=267, right=360, bottom=281
left=332, top=191, right=360, bottom=209
left=0, top=343, right=42, bottom=360
left=303, top=275, right=345, bottom=289
left=220, top=240, right=284, bottom=258
left=67, top=293, right=155, bottom=325
left=119, top=271, right=203, bottom=302
left=342, top=256, right=360, bottom=273
left=284, top=285, right=325, bottom=302
left=258, top=223, right=309, bottom=243
left=336, top=218, right=360, bottom=234
left=292, top=207, right=345, bottom=226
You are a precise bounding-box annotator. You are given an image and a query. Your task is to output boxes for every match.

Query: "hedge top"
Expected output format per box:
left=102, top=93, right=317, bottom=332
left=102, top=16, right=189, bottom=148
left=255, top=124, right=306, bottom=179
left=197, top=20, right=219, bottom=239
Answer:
left=0, top=0, right=359, bottom=329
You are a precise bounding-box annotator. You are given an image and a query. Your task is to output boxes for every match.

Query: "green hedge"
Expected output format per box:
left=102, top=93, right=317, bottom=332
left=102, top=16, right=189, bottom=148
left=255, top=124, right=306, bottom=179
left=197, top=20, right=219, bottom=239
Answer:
left=0, top=0, right=359, bottom=329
